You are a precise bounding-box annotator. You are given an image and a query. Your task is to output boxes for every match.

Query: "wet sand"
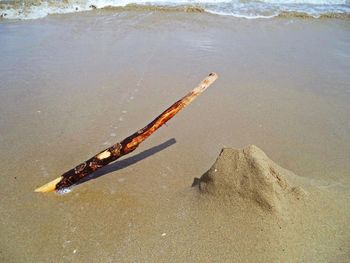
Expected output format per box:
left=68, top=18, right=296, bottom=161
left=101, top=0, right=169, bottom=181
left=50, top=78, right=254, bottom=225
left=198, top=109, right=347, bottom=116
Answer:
left=0, top=10, right=350, bottom=262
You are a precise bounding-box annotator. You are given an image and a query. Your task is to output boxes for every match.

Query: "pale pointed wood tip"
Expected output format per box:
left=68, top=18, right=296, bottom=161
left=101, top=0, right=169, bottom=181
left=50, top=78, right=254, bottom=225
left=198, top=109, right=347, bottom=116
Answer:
left=34, top=176, right=63, bottom=193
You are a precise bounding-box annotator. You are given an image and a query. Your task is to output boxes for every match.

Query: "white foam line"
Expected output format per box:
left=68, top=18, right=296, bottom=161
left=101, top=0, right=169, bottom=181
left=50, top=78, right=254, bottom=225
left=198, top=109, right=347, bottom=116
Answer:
left=206, top=9, right=279, bottom=19
left=260, top=0, right=348, bottom=4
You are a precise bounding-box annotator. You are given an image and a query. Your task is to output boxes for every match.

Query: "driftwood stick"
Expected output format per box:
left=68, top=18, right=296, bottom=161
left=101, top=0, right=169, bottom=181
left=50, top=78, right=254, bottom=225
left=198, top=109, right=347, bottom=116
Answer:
left=35, top=72, right=218, bottom=193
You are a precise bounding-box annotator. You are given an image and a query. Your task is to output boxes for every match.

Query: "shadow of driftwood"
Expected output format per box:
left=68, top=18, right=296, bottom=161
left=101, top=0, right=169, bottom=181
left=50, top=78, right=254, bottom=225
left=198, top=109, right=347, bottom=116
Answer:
left=76, top=138, right=176, bottom=186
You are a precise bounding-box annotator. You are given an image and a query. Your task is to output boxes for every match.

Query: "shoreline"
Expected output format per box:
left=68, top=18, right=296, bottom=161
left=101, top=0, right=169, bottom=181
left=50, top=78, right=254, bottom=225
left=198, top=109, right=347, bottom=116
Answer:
left=1, top=3, right=350, bottom=21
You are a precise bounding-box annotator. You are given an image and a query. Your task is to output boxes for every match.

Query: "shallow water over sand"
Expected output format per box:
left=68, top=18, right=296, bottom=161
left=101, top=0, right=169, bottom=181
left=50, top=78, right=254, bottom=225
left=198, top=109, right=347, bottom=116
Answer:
left=0, top=11, right=349, bottom=262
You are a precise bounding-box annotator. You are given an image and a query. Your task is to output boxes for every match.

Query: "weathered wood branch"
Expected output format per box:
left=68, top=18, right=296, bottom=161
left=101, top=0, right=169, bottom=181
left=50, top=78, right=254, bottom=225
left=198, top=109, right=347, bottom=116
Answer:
left=35, top=72, right=218, bottom=193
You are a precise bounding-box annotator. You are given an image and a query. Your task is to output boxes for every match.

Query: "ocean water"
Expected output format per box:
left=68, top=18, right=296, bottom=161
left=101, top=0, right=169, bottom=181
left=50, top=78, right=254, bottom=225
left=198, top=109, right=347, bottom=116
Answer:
left=0, top=0, right=349, bottom=20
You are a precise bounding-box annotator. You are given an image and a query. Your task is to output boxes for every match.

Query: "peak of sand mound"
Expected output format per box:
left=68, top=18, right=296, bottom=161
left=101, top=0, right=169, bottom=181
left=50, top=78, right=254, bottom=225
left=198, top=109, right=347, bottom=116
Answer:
left=193, top=145, right=306, bottom=212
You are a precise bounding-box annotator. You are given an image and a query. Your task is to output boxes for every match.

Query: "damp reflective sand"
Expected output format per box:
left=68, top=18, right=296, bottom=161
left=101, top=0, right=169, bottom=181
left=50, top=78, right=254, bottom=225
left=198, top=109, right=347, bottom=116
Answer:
left=0, top=11, right=349, bottom=262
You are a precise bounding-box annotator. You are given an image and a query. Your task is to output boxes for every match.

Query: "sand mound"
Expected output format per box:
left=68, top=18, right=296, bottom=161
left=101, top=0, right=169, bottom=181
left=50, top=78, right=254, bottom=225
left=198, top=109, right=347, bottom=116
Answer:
left=193, top=145, right=306, bottom=212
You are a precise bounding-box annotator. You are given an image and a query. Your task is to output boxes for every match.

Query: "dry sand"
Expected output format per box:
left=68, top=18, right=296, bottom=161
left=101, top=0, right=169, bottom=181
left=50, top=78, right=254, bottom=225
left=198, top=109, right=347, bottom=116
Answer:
left=0, top=10, right=350, bottom=262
